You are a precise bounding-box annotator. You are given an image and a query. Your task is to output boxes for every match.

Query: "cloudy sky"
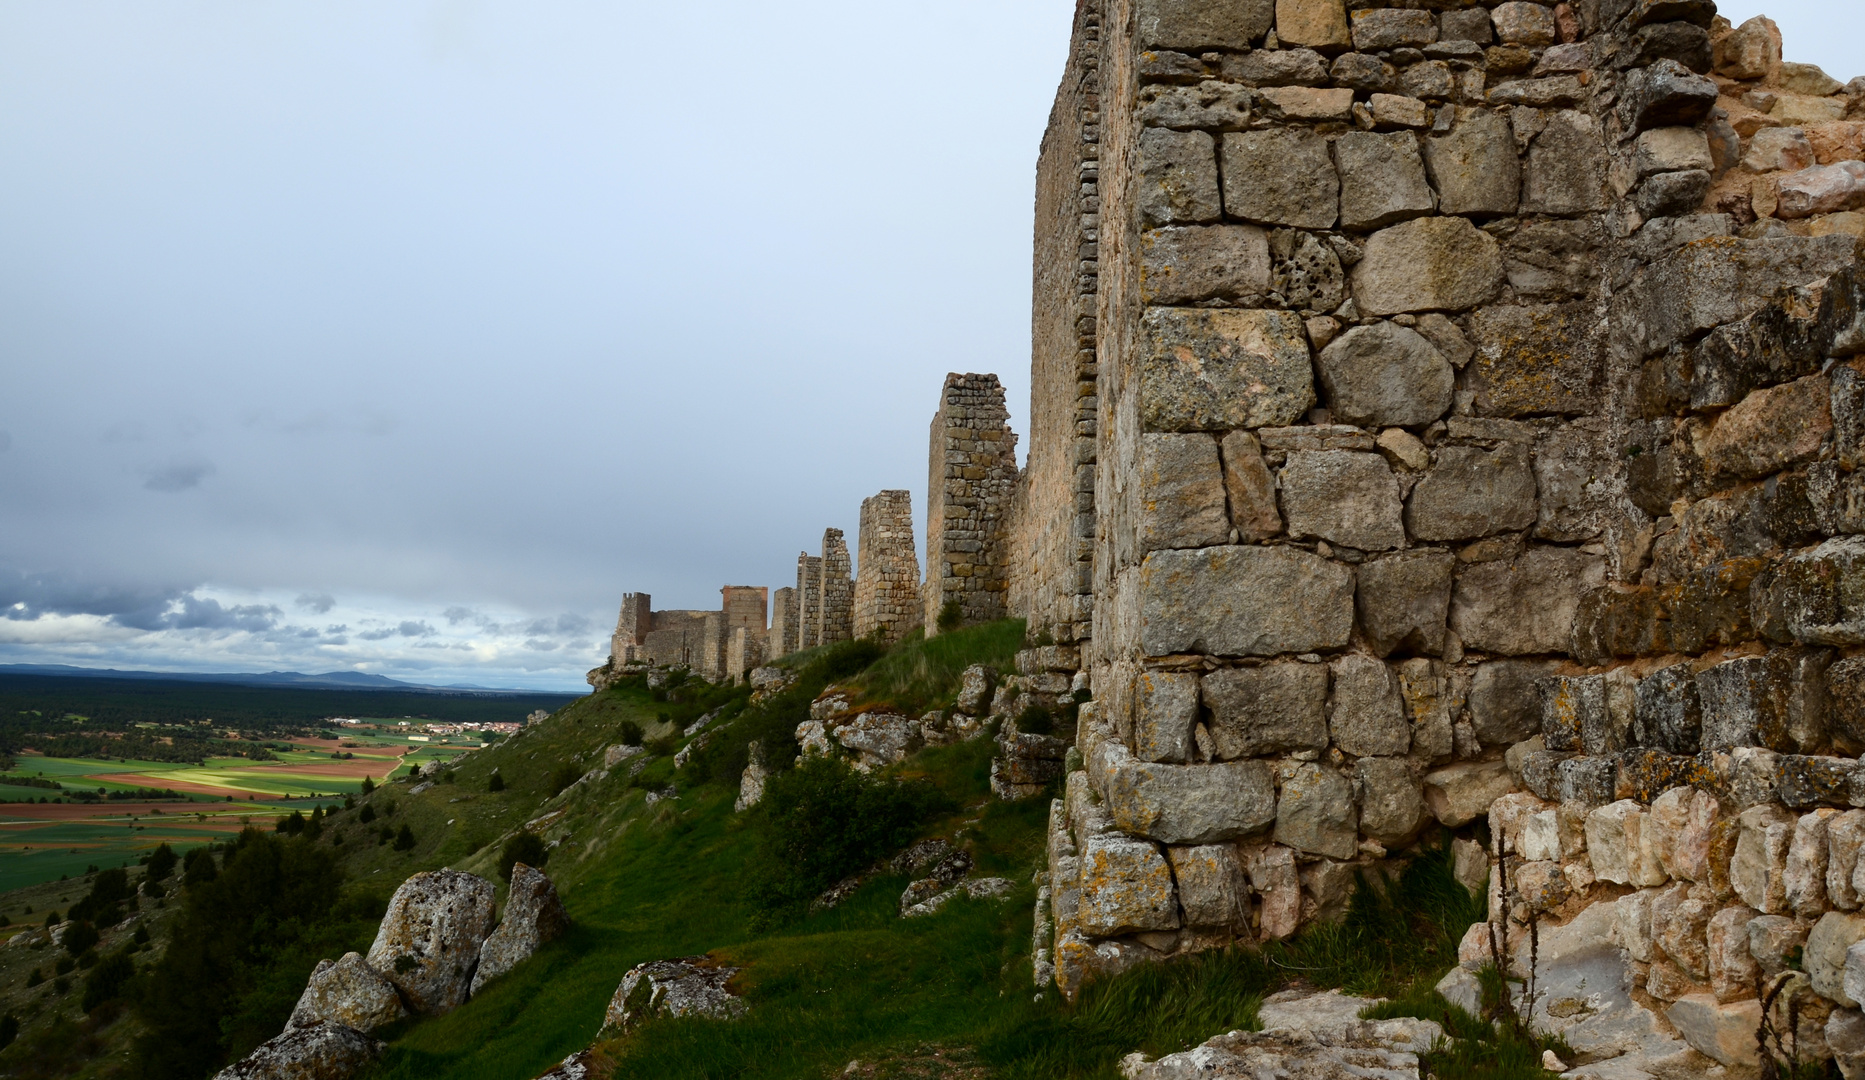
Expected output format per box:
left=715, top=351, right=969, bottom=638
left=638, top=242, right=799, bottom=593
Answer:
left=0, top=1, right=1855, bottom=692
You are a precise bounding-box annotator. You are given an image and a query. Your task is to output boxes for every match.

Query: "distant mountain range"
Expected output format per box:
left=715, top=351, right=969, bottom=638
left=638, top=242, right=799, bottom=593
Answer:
left=0, top=664, right=579, bottom=697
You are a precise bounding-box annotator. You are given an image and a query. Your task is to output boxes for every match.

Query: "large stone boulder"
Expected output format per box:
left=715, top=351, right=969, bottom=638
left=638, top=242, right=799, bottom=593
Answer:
left=469, top=864, right=570, bottom=996
left=1122, top=989, right=1441, bottom=1079
left=365, top=869, right=498, bottom=1015
left=835, top=711, right=922, bottom=771
left=602, top=957, right=747, bottom=1034
left=212, top=1021, right=382, bottom=1080
left=289, top=952, right=407, bottom=1033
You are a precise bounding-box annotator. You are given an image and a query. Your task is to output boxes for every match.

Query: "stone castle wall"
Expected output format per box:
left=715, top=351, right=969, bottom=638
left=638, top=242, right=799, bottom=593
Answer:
left=797, top=554, right=823, bottom=651
left=817, top=528, right=854, bottom=647
left=852, top=490, right=923, bottom=644
left=770, top=586, right=799, bottom=659
left=925, top=374, right=1021, bottom=632
left=1028, top=0, right=1865, bottom=1042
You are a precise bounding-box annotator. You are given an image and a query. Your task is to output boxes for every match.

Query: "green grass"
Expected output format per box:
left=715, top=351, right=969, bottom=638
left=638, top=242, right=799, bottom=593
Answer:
left=842, top=620, right=1025, bottom=716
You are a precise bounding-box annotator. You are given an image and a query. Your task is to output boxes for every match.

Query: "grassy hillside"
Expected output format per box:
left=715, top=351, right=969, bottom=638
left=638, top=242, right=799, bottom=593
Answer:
left=0, top=621, right=1537, bottom=1080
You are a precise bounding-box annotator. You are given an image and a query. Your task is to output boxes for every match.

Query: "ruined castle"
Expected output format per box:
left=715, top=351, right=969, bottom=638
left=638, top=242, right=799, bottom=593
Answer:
left=593, top=0, right=1865, bottom=1066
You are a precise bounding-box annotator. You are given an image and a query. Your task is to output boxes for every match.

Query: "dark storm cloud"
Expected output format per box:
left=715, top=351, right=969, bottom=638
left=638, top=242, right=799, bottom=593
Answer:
left=398, top=621, right=436, bottom=637
left=296, top=593, right=336, bottom=614
left=442, top=607, right=477, bottom=625
left=141, top=460, right=216, bottom=492
left=164, top=596, right=280, bottom=632
left=0, top=569, right=186, bottom=630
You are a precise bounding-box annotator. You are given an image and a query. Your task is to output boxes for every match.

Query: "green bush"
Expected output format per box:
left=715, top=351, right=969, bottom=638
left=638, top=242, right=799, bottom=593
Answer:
left=182, top=847, right=218, bottom=887
left=748, top=755, right=951, bottom=926
left=644, top=736, right=679, bottom=758
left=487, top=770, right=505, bottom=793
left=498, top=833, right=550, bottom=882
left=0, top=1013, right=15, bottom=1051
left=81, top=949, right=134, bottom=1012
left=393, top=825, right=415, bottom=851
left=618, top=720, right=645, bottom=746
left=61, top=921, right=99, bottom=959
left=145, top=843, right=178, bottom=883
left=545, top=764, right=583, bottom=797
left=68, top=867, right=132, bottom=928
left=936, top=599, right=963, bottom=633
left=359, top=803, right=376, bottom=824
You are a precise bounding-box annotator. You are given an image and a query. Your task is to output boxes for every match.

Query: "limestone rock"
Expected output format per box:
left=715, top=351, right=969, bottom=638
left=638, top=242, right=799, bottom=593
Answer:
left=289, top=952, right=407, bottom=1034
left=1629, top=60, right=1719, bottom=133
left=1274, top=763, right=1358, bottom=860
left=1134, top=669, right=1200, bottom=763
left=1832, top=1008, right=1865, bottom=1080
left=1424, top=108, right=1520, bottom=217
left=1314, top=322, right=1454, bottom=429
left=1138, top=81, right=1254, bottom=132
left=1277, top=0, right=1349, bottom=49
left=1451, top=546, right=1606, bottom=655
left=1697, top=374, right=1832, bottom=481
left=1329, top=653, right=1411, bottom=757
left=366, top=869, right=498, bottom=1015
left=1351, top=217, right=1505, bottom=315
left=1491, top=2, right=1554, bottom=46
left=1139, top=433, right=1231, bottom=552
left=1097, top=740, right=1279, bottom=844
left=1654, top=886, right=1713, bottom=979
left=1166, top=843, right=1247, bottom=927
left=1141, top=225, right=1272, bottom=305
left=1523, top=110, right=1609, bottom=214
left=1139, top=308, right=1316, bottom=432
left=1749, top=915, right=1811, bottom=981
left=1356, top=756, right=1424, bottom=845
left=1405, top=444, right=1536, bottom=542
left=1220, top=128, right=1338, bottom=230
left=1201, top=662, right=1329, bottom=758
left=1350, top=7, right=1437, bottom=50
left=1466, top=302, right=1604, bottom=417
left=1787, top=809, right=1837, bottom=918
left=1732, top=805, right=1796, bottom=915
left=1139, top=545, right=1354, bottom=657
left=1139, top=128, right=1221, bottom=227
left=1813, top=911, right=1865, bottom=1004
left=470, top=864, right=570, bottom=996
left=1355, top=551, right=1454, bottom=658
left=1469, top=659, right=1562, bottom=746
left=211, top=1022, right=381, bottom=1080
left=1077, top=833, right=1179, bottom=935
left=1335, top=131, right=1435, bottom=231
left=1832, top=810, right=1865, bottom=910
left=1423, top=760, right=1515, bottom=827
left=1667, top=994, right=1762, bottom=1066
left=1279, top=450, right=1405, bottom=552
left=603, top=957, right=747, bottom=1033
left=1715, top=15, right=1780, bottom=80
left=835, top=711, right=922, bottom=771
left=1137, top=0, right=1274, bottom=51
left=1219, top=430, right=1283, bottom=541
left=956, top=665, right=994, bottom=715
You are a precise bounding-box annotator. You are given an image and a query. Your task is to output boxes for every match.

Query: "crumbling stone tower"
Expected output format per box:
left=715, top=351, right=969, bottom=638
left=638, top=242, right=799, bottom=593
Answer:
left=769, top=586, right=799, bottom=658
left=796, top=553, right=822, bottom=650
left=609, top=592, right=653, bottom=664
left=852, top=490, right=924, bottom=644
left=816, top=528, right=854, bottom=646
left=924, top=374, right=1020, bottom=632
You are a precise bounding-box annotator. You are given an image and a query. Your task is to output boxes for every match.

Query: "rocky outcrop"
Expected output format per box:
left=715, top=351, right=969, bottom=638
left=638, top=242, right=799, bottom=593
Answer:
left=211, top=1021, right=381, bottom=1080
left=735, top=740, right=771, bottom=812
left=469, top=864, right=570, bottom=996
left=602, top=957, right=746, bottom=1034
left=289, top=952, right=406, bottom=1033
left=366, top=869, right=497, bottom=1015
left=1119, top=990, right=1441, bottom=1080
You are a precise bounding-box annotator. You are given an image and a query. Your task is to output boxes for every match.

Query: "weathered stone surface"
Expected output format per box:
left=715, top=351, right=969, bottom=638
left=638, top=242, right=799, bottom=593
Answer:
left=212, top=1022, right=381, bottom=1080
left=1139, top=433, right=1231, bottom=552
left=1350, top=7, right=1436, bottom=50
left=1405, top=444, right=1537, bottom=542
left=1714, top=14, right=1780, bottom=79
left=1202, top=662, right=1330, bottom=757
left=1696, top=651, right=1829, bottom=754
left=1634, top=126, right=1713, bottom=180
left=1137, top=0, right=1275, bottom=52
left=1255, top=86, right=1355, bottom=123
left=1777, top=162, right=1865, bottom=220
left=1139, top=545, right=1354, bottom=657
left=1356, top=756, right=1423, bottom=844
left=1335, top=132, right=1435, bottom=231
left=1788, top=809, right=1838, bottom=917
left=1139, top=128, right=1221, bottom=228
left=470, top=864, right=570, bottom=996
left=1835, top=810, right=1865, bottom=910
left=1467, top=301, right=1606, bottom=417
left=1424, top=760, right=1515, bottom=826
left=1742, top=127, right=1816, bottom=174
left=1782, top=755, right=1856, bottom=809
left=1331, top=52, right=1393, bottom=94
left=1471, top=660, right=1562, bottom=746
left=1523, top=110, right=1609, bottom=214
left=1397, top=60, right=1453, bottom=101
left=836, top=711, right=923, bottom=770
left=1629, top=60, right=1719, bottom=133
left=1667, top=994, right=1762, bottom=1067
left=1491, top=2, right=1554, bottom=46
left=1634, top=664, right=1702, bottom=755
left=1329, top=653, right=1410, bottom=757
left=1166, top=844, right=1247, bottom=927
left=957, top=665, right=994, bottom=715
left=290, top=952, right=407, bottom=1033
left=1370, top=93, right=1429, bottom=129
left=1832, top=1008, right=1865, bottom=1080
left=1627, top=235, right=1857, bottom=356
left=1077, top=831, right=1181, bottom=935
left=1440, top=7, right=1493, bottom=43
left=1656, top=886, right=1714, bottom=978
left=1270, top=230, right=1346, bottom=313
left=1732, top=805, right=1796, bottom=914
left=1274, top=763, right=1359, bottom=860
left=366, top=869, right=497, bottom=1016
left=1765, top=540, right=1865, bottom=648
left=1750, top=914, right=1811, bottom=977
left=1588, top=801, right=1652, bottom=886
left=1423, top=108, right=1520, bottom=217
left=1134, top=669, right=1201, bottom=764
left=1221, top=48, right=1332, bottom=87
left=1811, top=911, right=1865, bottom=1004
left=1277, top=0, right=1350, bottom=49
left=1218, top=430, right=1283, bottom=542
left=1280, top=450, right=1405, bottom=552
left=1218, top=131, right=1337, bottom=236
left=1355, top=551, right=1454, bottom=658
left=1250, top=844, right=1302, bottom=940
left=1314, top=322, right=1454, bottom=429
left=603, top=957, right=747, bottom=1033
left=1503, top=220, right=1603, bottom=301
left=1637, top=169, right=1713, bottom=219
left=1141, top=226, right=1272, bottom=305
left=1139, top=308, right=1316, bottom=432
left=1451, top=547, right=1606, bottom=655
left=1697, top=374, right=1832, bottom=481
left=1351, top=217, right=1505, bottom=315
left=1096, top=738, right=1279, bottom=843
left=1708, top=904, right=1761, bottom=1002
left=1138, top=81, right=1254, bottom=132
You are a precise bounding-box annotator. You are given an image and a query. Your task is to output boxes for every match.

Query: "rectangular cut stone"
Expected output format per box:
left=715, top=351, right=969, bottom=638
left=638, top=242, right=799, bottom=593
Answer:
left=1635, top=664, right=1703, bottom=755
left=1467, top=303, right=1604, bottom=417
left=1537, top=674, right=1604, bottom=753
left=1277, top=0, right=1350, bottom=48
left=1623, top=235, right=1857, bottom=357
left=1329, top=653, right=1411, bottom=757
left=1832, top=810, right=1865, bottom=910
left=1219, top=430, right=1283, bottom=541
left=1202, top=662, right=1329, bottom=757
left=1617, top=750, right=1708, bottom=804
left=1697, top=375, right=1832, bottom=481
left=1351, top=7, right=1436, bottom=50
left=1355, top=550, right=1454, bottom=658
left=1166, top=844, right=1248, bottom=927
left=1254, top=86, right=1355, bottom=123
left=1350, top=217, right=1505, bottom=316
left=1139, top=308, right=1316, bottom=432
left=1141, top=226, right=1272, bottom=305
left=1274, top=762, right=1358, bottom=859
left=1559, top=755, right=1618, bottom=806
left=1140, top=128, right=1222, bottom=228
left=1133, top=669, right=1200, bottom=763
left=1139, top=433, right=1231, bottom=552
left=1451, top=547, right=1607, bottom=655
left=1139, top=545, right=1354, bottom=657
left=1696, top=652, right=1830, bottom=753
left=1279, top=450, right=1405, bottom=551
left=1587, top=800, right=1649, bottom=885
left=1787, top=809, right=1837, bottom=916
left=1138, top=0, right=1274, bottom=50
left=1077, top=832, right=1182, bottom=936
left=1335, top=131, right=1436, bottom=231
left=1424, top=108, right=1521, bottom=217
left=1220, top=129, right=1339, bottom=229
left=1732, top=804, right=1796, bottom=913
left=1095, top=739, right=1278, bottom=844
left=1780, top=755, right=1856, bottom=809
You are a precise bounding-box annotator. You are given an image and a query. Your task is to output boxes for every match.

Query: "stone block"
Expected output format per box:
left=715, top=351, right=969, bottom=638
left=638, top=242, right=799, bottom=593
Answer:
left=1279, top=450, right=1404, bottom=551
left=1139, top=128, right=1221, bottom=228
left=1139, top=433, right=1231, bottom=552
left=1202, top=661, right=1330, bottom=758
left=1537, top=674, right=1604, bottom=753
left=1423, top=107, right=1519, bottom=218
left=1096, top=739, right=1279, bottom=844
left=1314, top=321, right=1454, bottom=429
left=1730, top=746, right=1785, bottom=810
left=1637, top=169, right=1713, bottom=219
left=1405, top=444, right=1537, bottom=542
left=1355, top=550, right=1454, bottom=658
left=1732, top=804, right=1796, bottom=914
left=1616, top=749, right=1707, bottom=804
left=1076, top=832, right=1182, bottom=936
left=1139, top=308, right=1315, bottom=432
left=1275, top=0, right=1349, bottom=49
left=1329, top=653, right=1410, bottom=757
left=1351, top=216, right=1505, bottom=316
left=1133, top=669, right=1200, bottom=764
left=1223, top=49, right=1331, bottom=87
left=1697, top=651, right=1830, bottom=754
left=1587, top=800, right=1651, bottom=886
left=1269, top=230, right=1345, bottom=312
left=1138, top=81, right=1255, bottom=132
left=1559, top=755, right=1619, bottom=807
left=1668, top=994, right=1763, bottom=1066
left=1714, top=14, right=1779, bottom=80
left=1780, top=755, right=1856, bottom=809
left=1250, top=844, right=1302, bottom=940
left=290, top=952, right=407, bottom=1033
left=1776, top=162, right=1865, bottom=220
left=1140, top=225, right=1273, bottom=306
left=1275, top=763, right=1359, bottom=859
left=1440, top=7, right=1492, bottom=43
left=1626, top=235, right=1857, bottom=357
left=1656, top=888, right=1715, bottom=978
left=1397, top=60, right=1454, bottom=101
left=1697, top=374, right=1832, bottom=481
left=1166, top=844, right=1247, bottom=927
left=1634, top=127, right=1713, bottom=180
left=1814, top=910, right=1865, bottom=1004
left=1741, top=127, right=1815, bottom=174
left=1832, top=1008, right=1865, bottom=1080
left=1335, top=131, right=1435, bottom=231
left=1330, top=52, right=1392, bottom=94
left=1520, top=809, right=1561, bottom=861
left=1139, top=544, right=1354, bottom=657
left=1219, top=129, right=1337, bottom=229
left=1451, top=546, right=1605, bottom=655
left=1635, top=664, right=1703, bottom=755
left=1522, top=110, right=1609, bottom=214
left=1253, top=87, right=1355, bottom=123
left=1350, top=8, right=1436, bottom=50
left=1835, top=810, right=1865, bottom=910
left=1423, top=759, right=1515, bottom=827
left=1369, top=93, right=1429, bottom=130
left=1749, top=914, right=1811, bottom=977
left=1502, top=219, right=1603, bottom=301
left=1137, top=0, right=1274, bottom=51
left=1218, top=430, right=1283, bottom=541
left=1628, top=59, right=1719, bottom=133
left=1470, top=659, right=1562, bottom=746
left=1788, top=808, right=1838, bottom=916
left=1491, top=2, right=1554, bottom=46
left=1520, top=747, right=1570, bottom=801
left=1762, top=540, right=1865, bottom=648
left=1466, top=303, right=1604, bottom=417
